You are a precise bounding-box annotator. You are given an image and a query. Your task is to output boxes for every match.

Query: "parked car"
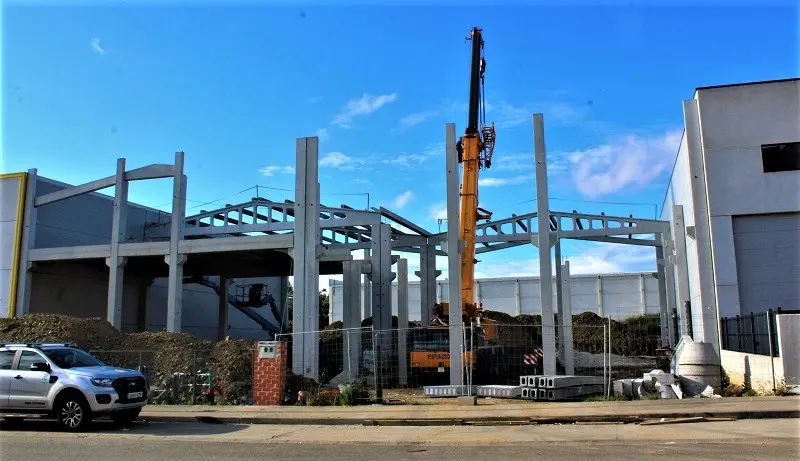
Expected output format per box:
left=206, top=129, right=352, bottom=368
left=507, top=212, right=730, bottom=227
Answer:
left=0, top=343, right=148, bottom=431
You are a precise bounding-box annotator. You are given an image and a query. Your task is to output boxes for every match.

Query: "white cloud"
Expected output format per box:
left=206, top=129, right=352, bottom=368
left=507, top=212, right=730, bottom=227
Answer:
left=259, top=165, right=295, bottom=176
left=392, top=190, right=414, bottom=209
left=308, top=96, right=322, bottom=104
left=386, top=153, right=429, bottom=167
left=478, top=174, right=534, bottom=187
left=428, top=202, right=448, bottom=220
left=315, top=128, right=329, bottom=141
left=566, top=129, right=682, bottom=198
left=319, top=152, right=363, bottom=170
left=352, top=178, right=371, bottom=185
left=483, top=100, right=587, bottom=129
left=90, top=38, right=107, bottom=55
left=396, top=110, right=438, bottom=131
left=332, top=93, right=398, bottom=128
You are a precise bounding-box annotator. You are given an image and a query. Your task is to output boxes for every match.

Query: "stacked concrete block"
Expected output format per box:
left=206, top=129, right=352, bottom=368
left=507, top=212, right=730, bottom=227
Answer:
left=517, top=374, right=605, bottom=401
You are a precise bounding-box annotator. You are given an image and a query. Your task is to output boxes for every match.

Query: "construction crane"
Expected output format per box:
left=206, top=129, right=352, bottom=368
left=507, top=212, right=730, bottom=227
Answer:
left=410, top=27, right=501, bottom=384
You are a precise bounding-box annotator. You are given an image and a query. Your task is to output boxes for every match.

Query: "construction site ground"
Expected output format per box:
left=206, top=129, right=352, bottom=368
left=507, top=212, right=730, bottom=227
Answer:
left=139, top=395, right=800, bottom=426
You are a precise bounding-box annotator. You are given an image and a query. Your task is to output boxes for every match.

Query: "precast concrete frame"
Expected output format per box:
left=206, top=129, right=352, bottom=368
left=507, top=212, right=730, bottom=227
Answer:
left=13, top=123, right=690, bottom=387
left=432, top=114, right=685, bottom=382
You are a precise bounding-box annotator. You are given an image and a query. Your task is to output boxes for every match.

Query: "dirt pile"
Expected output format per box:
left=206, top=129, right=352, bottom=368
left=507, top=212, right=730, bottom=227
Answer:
left=209, top=339, right=253, bottom=404
left=0, top=314, right=122, bottom=350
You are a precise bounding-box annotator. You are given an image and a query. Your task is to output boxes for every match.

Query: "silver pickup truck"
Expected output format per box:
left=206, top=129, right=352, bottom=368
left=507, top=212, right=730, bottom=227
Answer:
left=0, top=343, right=148, bottom=431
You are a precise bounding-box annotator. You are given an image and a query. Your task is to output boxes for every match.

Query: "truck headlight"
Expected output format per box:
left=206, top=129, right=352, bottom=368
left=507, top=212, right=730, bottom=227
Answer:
left=91, top=378, right=114, bottom=387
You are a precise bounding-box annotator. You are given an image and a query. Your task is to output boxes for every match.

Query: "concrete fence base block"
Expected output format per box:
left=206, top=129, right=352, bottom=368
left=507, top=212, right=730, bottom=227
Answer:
left=423, top=385, right=476, bottom=397
left=477, top=385, right=522, bottom=398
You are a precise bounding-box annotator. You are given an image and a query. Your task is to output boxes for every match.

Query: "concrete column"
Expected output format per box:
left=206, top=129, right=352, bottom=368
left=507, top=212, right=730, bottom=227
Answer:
left=672, top=205, right=691, bottom=338
left=560, top=261, right=575, bottom=375
left=362, top=249, right=371, bottom=320
left=136, top=278, right=152, bottom=332
left=293, top=137, right=320, bottom=379
left=596, top=277, right=604, bottom=317
left=397, top=258, right=409, bottom=386
left=639, top=273, right=647, bottom=315
left=166, top=152, right=186, bottom=332
left=554, top=240, right=564, bottom=365
left=661, top=230, right=678, bottom=347
left=474, top=281, right=481, bottom=307
left=533, top=113, right=556, bottom=376
left=655, top=239, right=670, bottom=347
left=683, top=99, right=720, bottom=351
left=371, top=223, right=393, bottom=389
left=514, top=279, right=522, bottom=315
left=416, top=243, right=438, bottom=326
left=445, top=122, right=463, bottom=386
left=342, top=260, right=362, bottom=379
left=106, top=158, right=129, bottom=330
left=15, top=168, right=38, bottom=317
left=217, top=277, right=230, bottom=340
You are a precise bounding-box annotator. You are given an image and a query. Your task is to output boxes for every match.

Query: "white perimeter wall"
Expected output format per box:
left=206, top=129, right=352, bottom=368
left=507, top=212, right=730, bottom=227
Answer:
left=329, top=272, right=661, bottom=323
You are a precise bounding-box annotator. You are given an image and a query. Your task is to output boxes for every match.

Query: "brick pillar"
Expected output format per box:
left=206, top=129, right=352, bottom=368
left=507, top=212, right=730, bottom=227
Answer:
left=253, top=341, right=288, bottom=406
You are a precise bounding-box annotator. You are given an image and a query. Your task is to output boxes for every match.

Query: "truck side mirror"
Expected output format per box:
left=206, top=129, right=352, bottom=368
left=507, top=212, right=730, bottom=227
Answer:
left=31, top=362, right=51, bottom=373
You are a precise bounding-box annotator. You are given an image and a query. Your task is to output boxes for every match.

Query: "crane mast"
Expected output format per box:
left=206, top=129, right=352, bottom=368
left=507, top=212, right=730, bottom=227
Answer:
left=456, top=27, right=495, bottom=319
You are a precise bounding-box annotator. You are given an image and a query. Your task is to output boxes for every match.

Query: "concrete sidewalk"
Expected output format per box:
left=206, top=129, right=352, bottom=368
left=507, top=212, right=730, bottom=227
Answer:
left=139, top=396, right=800, bottom=426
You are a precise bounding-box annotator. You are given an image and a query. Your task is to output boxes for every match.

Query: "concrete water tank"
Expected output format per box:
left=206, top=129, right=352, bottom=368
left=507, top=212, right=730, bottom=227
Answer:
left=672, top=335, right=722, bottom=395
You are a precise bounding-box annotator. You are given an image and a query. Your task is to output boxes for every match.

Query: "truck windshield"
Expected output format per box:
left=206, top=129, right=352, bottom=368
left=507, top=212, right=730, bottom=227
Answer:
left=43, top=348, right=105, bottom=369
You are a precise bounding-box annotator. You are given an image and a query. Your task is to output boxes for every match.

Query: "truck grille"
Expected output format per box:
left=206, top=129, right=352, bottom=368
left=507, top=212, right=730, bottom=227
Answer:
left=113, top=377, right=148, bottom=403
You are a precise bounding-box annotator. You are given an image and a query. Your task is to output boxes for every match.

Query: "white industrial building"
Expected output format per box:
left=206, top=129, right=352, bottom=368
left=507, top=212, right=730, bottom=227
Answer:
left=661, top=78, right=800, bottom=350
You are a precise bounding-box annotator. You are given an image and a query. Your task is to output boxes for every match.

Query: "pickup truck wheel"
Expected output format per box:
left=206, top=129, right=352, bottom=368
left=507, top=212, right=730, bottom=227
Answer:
left=57, top=395, right=92, bottom=432
left=111, top=408, right=141, bottom=427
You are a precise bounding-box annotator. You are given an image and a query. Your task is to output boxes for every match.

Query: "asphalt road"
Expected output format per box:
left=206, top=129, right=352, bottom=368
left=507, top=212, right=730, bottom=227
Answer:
left=1, top=418, right=798, bottom=460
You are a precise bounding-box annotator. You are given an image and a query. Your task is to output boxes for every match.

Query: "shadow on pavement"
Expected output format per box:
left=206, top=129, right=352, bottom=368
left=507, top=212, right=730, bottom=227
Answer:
left=1, top=417, right=247, bottom=436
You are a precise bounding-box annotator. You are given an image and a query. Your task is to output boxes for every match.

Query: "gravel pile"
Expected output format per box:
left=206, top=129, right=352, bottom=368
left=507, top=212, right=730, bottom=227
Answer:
left=0, top=314, right=122, bottom=350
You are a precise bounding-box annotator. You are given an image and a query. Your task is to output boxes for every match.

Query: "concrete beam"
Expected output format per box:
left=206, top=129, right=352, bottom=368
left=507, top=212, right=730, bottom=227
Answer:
left=33, top=164, right=177, bottom=208
left=15, top=169, right=38, bottom=317
left=166, top=152, right=187, bottom=333
left=106, top=158, right=129, bottom=330
left=534, top=113, right=556, bottom=376
left=28, top=245, right=111, bottom=262
left=445, top=122, right=463, bottom=386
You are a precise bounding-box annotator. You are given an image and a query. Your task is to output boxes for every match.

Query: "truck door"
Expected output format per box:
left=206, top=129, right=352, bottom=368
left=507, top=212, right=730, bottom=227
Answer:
left=8, top=351, right=53, bottom=411
left=0, top=350, right=18, bottom=409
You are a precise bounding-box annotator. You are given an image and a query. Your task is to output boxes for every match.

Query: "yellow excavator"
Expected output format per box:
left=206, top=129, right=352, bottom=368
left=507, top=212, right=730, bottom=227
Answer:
left=410, top=27, right=501, bottom=382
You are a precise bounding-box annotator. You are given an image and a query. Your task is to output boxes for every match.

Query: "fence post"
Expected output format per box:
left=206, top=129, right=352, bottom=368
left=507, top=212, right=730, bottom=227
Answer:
left=735, top=315, right=742, bottom=351
left=372, top=328, right=382, bottom=401
left=719, top=318, right=727, bottom=350
left=766, top=309, right=776, bottom=393
left=749, top=312, right=758, bottom=354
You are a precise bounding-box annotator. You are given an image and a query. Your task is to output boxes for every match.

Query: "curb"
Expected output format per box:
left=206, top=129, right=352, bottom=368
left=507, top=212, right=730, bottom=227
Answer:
left=140, top=409, right=800, bottom=426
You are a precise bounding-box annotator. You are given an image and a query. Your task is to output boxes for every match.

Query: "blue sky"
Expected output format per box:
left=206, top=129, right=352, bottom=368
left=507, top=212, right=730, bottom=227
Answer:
left=2, top=2, right=798, bottom=281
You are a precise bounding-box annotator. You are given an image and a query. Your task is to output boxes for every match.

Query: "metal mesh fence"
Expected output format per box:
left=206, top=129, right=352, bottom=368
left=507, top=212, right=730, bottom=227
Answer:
left=90, top=347, right=248, bottom=405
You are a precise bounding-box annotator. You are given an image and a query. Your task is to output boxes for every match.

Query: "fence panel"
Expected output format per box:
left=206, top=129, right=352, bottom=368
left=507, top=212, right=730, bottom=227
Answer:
left=719, top=310, right=798, bottom=357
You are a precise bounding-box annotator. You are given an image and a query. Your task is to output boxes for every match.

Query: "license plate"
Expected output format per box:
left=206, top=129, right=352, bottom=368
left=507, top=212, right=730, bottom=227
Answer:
left=127, top=392, right=143, bottom=399
left=437, top=367, right=445, bottom=373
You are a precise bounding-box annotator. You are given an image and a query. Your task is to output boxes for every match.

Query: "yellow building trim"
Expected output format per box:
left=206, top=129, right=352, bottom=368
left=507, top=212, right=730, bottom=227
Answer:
left=2, top=172, right=27, bottom=317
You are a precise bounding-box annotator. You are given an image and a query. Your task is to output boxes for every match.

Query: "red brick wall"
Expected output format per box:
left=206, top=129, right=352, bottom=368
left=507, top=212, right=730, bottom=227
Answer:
left=252, top=341, right=288, bottom=406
